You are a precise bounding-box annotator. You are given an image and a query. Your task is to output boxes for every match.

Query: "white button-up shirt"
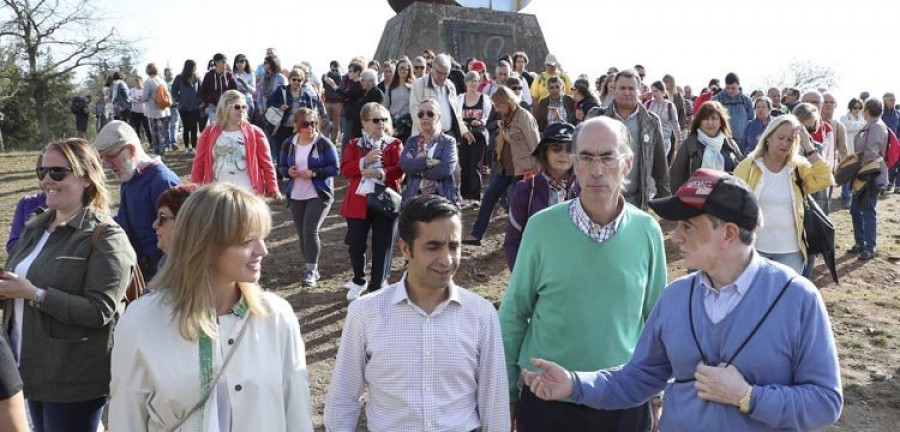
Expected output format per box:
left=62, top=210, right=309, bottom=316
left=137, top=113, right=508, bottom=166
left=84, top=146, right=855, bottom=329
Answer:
left=325, top=275, right=510, bottom=432
left=700, top=252, right=763, bottom=324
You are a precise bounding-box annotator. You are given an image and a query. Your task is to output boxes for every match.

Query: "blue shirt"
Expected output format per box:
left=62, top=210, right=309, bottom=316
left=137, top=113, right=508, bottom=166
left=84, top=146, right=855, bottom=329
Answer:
left=115, top=160, right=181, bottom=263
left=700, top=252, right=761, bottom=324
left=569, top=259, right=842, bottom=431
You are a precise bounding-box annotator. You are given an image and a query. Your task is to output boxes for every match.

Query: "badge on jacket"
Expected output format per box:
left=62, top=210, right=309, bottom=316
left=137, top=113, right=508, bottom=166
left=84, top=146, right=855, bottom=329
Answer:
left=644, top=133, right=650, bottom=143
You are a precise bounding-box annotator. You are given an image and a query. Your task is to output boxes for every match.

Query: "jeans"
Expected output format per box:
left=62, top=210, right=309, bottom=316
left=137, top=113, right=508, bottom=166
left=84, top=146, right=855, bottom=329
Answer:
left=149, top=116, right=169, bottom=154
left=471, top=172, right=520, bottom=239
left=288, top=197, right=331, bottom=268
left=850, top=192, right=878, bottom=252
left=167, top=106, right=180, bottom=146
left=889, top=165, right=900, bottom=187
left=179, top=109, right=200, bottom=149
left=840, top=182, right=852, bottom=206
left=28, top=397, right=106, bottom=432
left=207, top=104, right=217, bottom=125
left=346, top=213, right=396, bottom=292
left=758, top=250, right=805, bottom=275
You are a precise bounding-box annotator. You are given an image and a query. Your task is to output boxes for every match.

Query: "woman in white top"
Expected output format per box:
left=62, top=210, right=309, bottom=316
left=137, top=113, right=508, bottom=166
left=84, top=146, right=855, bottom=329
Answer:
left=839, top=97, right=867, bottom=205
left=109, top=182, right=314, bottom=432
left=733, top=114, right=834, bottom=274
left=646, top=80, right=681, bottom=158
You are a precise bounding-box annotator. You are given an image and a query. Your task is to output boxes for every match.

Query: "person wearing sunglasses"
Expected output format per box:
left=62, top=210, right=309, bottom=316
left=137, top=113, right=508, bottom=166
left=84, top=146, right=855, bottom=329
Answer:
left=340, top=103, right=404, bottom=300
left=464, top=86, right=539, bottom=246
left=93, top=120, right=182, bottom=281
left=411, top=56, right=427, bottom=79
left=232, top=54, right=256, bottom=121
left=192, top=90, right=282, bottom=201
left=110, top=183, right=315, bottom=432
left=839, top=97, right=867, bottom=207
left=2, top=138, right=135, bottom=431
left=504, top=122, right=580, bottom=271
left=151, top=183, right=199, bottom=274
left=276, top=108, right=339, bottom=288
left=268, top=68, right=328, bottom=177
left=401, top=98, right=460, bottom=206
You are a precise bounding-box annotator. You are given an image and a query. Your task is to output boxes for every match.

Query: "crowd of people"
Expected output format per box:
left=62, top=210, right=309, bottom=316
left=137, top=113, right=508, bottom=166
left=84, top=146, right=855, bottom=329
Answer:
left=6, top=45, right=894, bottom=430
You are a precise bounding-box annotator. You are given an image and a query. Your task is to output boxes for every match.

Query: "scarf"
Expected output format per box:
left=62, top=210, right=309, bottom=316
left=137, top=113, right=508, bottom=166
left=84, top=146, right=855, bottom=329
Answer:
left=355, top=133, right=386, bottom=196
left=697, top=131, right=726, bottom=171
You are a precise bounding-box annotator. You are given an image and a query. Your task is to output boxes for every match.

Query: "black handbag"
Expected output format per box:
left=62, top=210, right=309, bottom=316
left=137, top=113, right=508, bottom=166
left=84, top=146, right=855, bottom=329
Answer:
left=794, top=172, right=835, bottom=256
left=367, top=183, right=402, bottom=218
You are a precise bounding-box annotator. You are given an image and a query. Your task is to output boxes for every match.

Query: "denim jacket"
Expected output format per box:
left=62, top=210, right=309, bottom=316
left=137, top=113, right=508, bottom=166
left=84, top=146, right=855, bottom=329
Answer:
left=278, top=134, right=340, bottom=204
left=400, top=133, right=459, bottom=205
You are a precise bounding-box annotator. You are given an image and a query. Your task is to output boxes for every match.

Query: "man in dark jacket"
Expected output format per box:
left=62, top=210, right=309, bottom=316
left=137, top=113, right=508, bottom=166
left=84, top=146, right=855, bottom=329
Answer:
left=533, top=76, right=575, bottom=132
left=199, top=53, right=237, bottom=124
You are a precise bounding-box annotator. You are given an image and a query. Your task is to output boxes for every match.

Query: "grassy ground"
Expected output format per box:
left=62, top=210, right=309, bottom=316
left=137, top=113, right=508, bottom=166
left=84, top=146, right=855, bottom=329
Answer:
left=2, top=149, right=899, bottom=430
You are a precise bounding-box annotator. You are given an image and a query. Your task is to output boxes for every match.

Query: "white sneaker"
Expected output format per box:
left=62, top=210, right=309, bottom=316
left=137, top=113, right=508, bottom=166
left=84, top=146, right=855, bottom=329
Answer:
left=344, top=280, right=366, bottom=301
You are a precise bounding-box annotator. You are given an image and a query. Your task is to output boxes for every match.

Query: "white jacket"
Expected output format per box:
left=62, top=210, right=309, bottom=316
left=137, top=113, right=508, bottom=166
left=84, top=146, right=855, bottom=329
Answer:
left=109, top=291, right=314, bottom=432
left=840, top=112, right=866, bottom=154
left=409, top=75, right=468, bottom=138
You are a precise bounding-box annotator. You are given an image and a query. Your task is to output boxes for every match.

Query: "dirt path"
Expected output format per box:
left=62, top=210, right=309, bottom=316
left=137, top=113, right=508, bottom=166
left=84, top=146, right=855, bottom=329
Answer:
left=2, top=150, right=898, bottom=430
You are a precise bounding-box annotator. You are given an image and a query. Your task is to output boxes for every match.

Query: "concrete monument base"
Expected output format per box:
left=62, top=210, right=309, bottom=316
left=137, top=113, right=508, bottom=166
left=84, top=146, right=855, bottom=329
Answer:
left=374, top=2, right=549, bottom=71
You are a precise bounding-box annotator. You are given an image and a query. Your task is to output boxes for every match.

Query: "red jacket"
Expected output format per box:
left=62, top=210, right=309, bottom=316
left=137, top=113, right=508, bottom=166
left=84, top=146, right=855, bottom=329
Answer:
left=694, top=91, right=712, bottom=112
left=191, top=123, right=279, bottom=197
left=339, top=137, right=404, bottom=220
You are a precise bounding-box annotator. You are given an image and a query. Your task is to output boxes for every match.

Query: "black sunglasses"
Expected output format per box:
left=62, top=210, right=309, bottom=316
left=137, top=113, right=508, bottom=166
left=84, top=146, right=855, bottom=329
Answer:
left=37, top=166, right=73, bottom=181
left=413, top=66, right=425, bottom=70
left=369, top=117, right=389, bottom=124
left=156, top=212, right=175, bottom=225
left=417, top=110, right=436, bottom=119
left=298, top=120, right=317, bottom=128
left=233, top=104, right=248, bottom=111
left=549, top=142, right=571, bottom=152
left=510, top=86, right=522, bottom=91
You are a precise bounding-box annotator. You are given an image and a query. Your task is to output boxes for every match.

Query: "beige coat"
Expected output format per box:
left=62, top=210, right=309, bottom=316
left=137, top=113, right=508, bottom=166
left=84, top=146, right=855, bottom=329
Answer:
left=498, top=106, right=540, bottom=176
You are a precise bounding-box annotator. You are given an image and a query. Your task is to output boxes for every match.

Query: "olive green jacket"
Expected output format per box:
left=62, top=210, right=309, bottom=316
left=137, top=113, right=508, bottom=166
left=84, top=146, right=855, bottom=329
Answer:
left=3, top=207, right=133, bottom=402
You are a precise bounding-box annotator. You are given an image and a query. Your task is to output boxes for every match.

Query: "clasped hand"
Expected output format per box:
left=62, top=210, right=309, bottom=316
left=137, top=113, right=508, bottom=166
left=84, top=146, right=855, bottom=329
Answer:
left=0, top=271, right=37, bottom=301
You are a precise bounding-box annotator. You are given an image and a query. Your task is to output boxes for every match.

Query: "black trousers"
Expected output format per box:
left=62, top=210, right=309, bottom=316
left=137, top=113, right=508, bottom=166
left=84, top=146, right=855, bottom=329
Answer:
left=345, top=214, right=396, bottom=292
left=179, top=109, right=200, bottom=149
left=129, top=111, right=152, bottom=141
left=517, top=385, right=652, bottom=432
left=458, top=129, right=486, bottom=200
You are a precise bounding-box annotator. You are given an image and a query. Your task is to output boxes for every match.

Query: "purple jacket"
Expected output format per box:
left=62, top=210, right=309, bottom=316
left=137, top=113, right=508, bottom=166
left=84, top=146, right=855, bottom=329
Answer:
left=503, top=173, right=579, bottom=270
left=6, top=192, right=47, bottom=255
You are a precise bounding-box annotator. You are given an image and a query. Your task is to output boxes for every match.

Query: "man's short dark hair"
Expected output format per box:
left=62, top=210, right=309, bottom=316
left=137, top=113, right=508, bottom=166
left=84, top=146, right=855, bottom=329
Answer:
left=329, top=60, right=340, bottom=68
left=547, top=76, right=562, bottom=87
left=615, top=69, right=639, bottom=87
left=398, top=196, right=461, bottom=247
left=724, top=72, right=740, bottom=85
left=864, top=98, right=884, bottom=117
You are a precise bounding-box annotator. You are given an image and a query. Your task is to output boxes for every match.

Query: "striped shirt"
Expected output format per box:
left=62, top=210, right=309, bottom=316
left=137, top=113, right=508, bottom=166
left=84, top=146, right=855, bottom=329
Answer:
left=569, top=196, right=625, bottom=243
left=325, top=275, right=510, bottom=432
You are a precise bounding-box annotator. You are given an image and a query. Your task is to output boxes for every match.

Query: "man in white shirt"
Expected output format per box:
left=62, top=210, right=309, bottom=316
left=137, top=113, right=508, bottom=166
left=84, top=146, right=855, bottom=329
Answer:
left=325, top=195, right=510, bottom=432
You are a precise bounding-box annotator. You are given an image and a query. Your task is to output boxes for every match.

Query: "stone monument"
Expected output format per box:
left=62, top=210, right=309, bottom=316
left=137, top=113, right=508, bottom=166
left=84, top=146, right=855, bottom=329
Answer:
left=375, top=0, right=549, bottom=71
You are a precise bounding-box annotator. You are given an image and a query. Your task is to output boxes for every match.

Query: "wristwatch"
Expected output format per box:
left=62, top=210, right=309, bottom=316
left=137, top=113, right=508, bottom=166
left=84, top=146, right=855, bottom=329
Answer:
left=29, top=288, right=46, bottom=308
left=739, top=385, right=754, bottom=414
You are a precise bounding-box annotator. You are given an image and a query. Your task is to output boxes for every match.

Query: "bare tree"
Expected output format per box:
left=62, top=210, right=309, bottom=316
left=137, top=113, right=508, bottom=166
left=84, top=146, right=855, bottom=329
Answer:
left=0, top=0, right=133, bottom=141
left=767, top=60, right=840, bottom=92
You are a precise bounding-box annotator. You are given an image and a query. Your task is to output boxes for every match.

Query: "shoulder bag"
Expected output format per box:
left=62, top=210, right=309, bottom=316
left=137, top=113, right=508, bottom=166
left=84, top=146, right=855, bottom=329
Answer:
left=794, top=171, right=835, bottom=256
left=265, top=88, right=287, bottom=127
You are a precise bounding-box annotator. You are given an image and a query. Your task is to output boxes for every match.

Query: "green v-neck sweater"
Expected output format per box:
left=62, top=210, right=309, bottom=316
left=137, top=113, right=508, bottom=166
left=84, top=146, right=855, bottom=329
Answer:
left=499, top=201, right=667, bottom=401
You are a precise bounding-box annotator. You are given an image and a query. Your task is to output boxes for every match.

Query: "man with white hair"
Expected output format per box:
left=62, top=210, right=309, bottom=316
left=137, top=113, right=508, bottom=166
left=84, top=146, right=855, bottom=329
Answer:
left=411, top=56, right=427, bottom=79
left=409, top=53, right=473, bottom=144
left=92, top=120, right=181, bottom=279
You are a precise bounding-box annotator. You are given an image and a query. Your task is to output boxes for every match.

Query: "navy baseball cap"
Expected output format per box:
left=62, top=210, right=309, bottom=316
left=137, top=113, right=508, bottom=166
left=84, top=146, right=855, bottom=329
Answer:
left=648, top=169, right=759, bottom=231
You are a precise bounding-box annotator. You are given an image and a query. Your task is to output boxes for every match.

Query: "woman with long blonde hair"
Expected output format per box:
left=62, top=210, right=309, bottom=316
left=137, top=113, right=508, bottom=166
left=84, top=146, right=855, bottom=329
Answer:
left=733, top=114, right=833, bottom=274
left=191, top=89, right=282, bottom=200
left=109, top=183, right=314, bottom=431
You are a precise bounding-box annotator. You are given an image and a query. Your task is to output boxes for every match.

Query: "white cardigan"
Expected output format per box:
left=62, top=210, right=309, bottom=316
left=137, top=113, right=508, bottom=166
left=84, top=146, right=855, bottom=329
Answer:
left=109, top=291, right=314, bottom=432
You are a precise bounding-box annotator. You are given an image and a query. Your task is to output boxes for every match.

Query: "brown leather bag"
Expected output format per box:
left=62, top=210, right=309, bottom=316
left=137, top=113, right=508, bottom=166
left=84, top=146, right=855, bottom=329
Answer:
left=91, top=223, right=146, bottom=306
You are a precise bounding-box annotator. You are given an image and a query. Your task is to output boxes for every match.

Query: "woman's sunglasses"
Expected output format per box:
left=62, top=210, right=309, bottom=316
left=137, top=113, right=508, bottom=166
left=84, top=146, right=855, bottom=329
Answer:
left=417, top=110, right=436, bottom=119
left=233, top=104, right=248, bottom=111
left=297, top=120, right=317, bottom=128
left=36, top=166, right=73, bottom=181
left=369, top=117, right=389, bottom=124
left=156, top=213, right=175, bottom=225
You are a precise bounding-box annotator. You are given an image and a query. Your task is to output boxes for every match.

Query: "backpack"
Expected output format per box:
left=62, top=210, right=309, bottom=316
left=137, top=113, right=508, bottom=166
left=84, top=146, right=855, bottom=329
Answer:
left=91, top=223, right=146, bottom=306
left=70, top=96, right=87, bottom=115
left=112, top=81, right=131, bottom=114
left=155, top=80, right=173, bottom=109
left=887, top=128, right=900, bottom=168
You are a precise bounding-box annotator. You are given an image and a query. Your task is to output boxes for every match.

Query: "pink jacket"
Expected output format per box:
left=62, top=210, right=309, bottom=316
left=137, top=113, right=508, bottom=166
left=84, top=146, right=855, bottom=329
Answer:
left=191, top=123, right=279, bottom=196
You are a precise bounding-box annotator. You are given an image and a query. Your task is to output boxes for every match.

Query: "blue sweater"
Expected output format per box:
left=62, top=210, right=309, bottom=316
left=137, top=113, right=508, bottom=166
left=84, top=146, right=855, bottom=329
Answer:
left=278, top=134, right=340, bottom=205
left=881, top=108, right=900, bottom=135
left=740, top=118, right=768, bottom=156
left=570, top=259, right=842, bottom=431
left=115, top=161, right=181, bottom=265
left=713, top=92, right=754, bottom=143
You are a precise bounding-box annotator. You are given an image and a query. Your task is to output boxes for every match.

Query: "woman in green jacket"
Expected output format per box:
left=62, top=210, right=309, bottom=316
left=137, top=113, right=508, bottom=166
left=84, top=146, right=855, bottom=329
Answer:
left=0, top=138, right=133, bottom=431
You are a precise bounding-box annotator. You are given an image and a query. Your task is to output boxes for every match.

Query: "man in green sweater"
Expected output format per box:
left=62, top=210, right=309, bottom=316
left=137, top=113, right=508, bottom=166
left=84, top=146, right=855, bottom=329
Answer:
left=499, top=116, right=667, bottom=431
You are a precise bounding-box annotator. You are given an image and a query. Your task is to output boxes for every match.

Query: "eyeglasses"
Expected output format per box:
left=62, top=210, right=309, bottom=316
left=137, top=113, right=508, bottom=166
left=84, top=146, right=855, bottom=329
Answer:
left=417, top=110, right=436, bottom=119
left=36, top=166, right=73, bottom=181
left=156, top=212, right=175, bottom=225
left=298, top=120, right=317, bottom=128
left=369, top=117, right=389, bottom=124
left=290, top=78, right=303, bottom=82
left=233, top=104, right=248, bottom=111
left=100, top=145, right=128, bottom=163
left=413, top=66, right=425, bottom=70
left=549, top=142, right=571, bottom=153
left=573, top=153, right=625, bottom=168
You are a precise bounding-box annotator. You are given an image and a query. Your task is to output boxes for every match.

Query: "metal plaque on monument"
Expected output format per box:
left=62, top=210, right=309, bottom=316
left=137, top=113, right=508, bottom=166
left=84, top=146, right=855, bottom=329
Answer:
left=376, top=0, right=549, bottom=71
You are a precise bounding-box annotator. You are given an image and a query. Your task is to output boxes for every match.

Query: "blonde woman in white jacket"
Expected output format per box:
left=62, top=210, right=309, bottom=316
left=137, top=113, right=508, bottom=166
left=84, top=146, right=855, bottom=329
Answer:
left=109, top=183, right=313, bottom=432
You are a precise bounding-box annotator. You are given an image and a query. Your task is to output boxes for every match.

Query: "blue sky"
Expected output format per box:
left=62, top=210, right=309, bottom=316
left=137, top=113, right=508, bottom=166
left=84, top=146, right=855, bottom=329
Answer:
left=100, top=0, right=900, bottom=108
